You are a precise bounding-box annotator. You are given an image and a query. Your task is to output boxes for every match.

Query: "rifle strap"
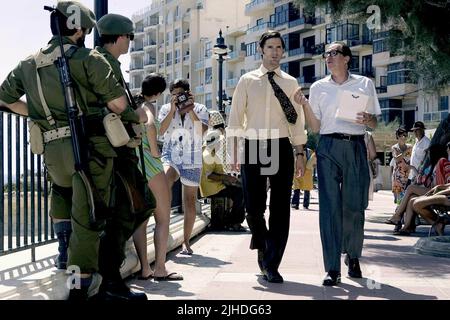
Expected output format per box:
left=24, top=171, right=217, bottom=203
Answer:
left=33, top=44, right=78, bottom=128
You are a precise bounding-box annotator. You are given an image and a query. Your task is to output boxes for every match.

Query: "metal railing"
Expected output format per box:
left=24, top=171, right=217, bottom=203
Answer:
left=0, top=111, right=185, bottom=261
left=0, top=112, right=54, bottom=259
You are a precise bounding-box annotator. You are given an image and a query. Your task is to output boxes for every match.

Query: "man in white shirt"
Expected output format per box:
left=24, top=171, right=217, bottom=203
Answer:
left=294, top=41, right=381, bottom=286
left=228, top=31, right=306, bottom=283
left=408, top=121, right=431, bottom=184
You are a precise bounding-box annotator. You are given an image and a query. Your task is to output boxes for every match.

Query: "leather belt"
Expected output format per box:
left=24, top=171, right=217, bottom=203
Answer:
left=43, top=126, right=71, bottom=143
left=323, top=133, right=364, bottom=141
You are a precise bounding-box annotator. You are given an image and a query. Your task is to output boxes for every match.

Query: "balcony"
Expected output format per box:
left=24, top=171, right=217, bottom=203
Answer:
left=144, top=58, right=156, bottom=67
left=183, top=33, right=190, bottom=41
left=195, top=85, right=205, bottom=94
left=351, top=69, right=375, bottom=78
left=195, top=60, right=205, bottom=71
left=226, top=78, right=239, bottom=88
left=313, top=16, right=326, bottom=26
left=312, top=43, right=325, bottom=59
left=130, top=46, right=144, bottom=55
left=297, top=76, right=314, bottom=88
left=183, top=54, right=190, bottom=63
left=344, top=36, right=373, bottom=51
left=227, top=50, right=245, bottom=63
left=159, top=63, right=165, bottom=69
left=247, top=22, right=274, bottom=35
left=288, top=17, right=314, bottom=30
left=144, top=40, right=157, bottom=51
left=376, top=86, right=387, bottom=94
left=245, top=0, right=274, bottom=16
left=288, top=47, right=314, bottom=60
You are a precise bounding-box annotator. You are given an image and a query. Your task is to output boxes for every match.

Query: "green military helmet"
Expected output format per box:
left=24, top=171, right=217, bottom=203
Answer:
left=97, top=13, right=134, bottom=36
left=56, top=0, right=96, bottom=31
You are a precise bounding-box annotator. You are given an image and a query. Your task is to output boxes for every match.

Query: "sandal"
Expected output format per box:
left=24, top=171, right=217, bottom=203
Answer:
left=153, top=272, right=184, bottom=281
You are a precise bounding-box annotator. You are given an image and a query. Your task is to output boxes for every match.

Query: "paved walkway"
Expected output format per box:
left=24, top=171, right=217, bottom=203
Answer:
left=128, top=190, right=450, bottom=300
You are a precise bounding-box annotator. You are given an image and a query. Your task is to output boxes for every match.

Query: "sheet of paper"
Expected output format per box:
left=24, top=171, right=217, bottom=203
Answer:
left=335, top=90, right=370, bottom=123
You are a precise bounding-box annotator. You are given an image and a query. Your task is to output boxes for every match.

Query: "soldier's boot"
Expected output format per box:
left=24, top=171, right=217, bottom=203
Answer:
left=53, top=221, right=72, bottom=270
left=67, top=273, right=102, bottom=301
left=96, top=278, right=148, bottom=301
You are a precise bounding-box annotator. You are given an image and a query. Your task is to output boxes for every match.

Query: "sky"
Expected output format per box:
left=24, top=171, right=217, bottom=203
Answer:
left=0, top=0, right=152, bottom=83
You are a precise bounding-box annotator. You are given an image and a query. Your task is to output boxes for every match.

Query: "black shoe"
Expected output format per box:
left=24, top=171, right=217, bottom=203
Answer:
left=322, top=271, right=341, bottom=286
left=262, top=269, right=284, bottom=283
left=96, top=280, right=147, bottom=301
left=291, top=204, right=299, bottom=210
left=345, top=254, right=362, bottom=278
left=257, top=249, right=265, bottom=272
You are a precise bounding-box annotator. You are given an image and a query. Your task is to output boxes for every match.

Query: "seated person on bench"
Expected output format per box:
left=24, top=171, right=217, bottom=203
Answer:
left=200, top=112, right=245, bottom=231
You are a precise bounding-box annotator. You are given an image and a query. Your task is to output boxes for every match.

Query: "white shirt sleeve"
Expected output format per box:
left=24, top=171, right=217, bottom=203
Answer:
left=308, top=83, right=322, bottom=121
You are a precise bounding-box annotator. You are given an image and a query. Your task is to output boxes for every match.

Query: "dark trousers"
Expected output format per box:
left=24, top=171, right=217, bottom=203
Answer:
left=241, top=138, right=294, bottom=272
left=316, top=135, right=369, bottom=273
left=214, top=185, right=246, bottom=226
left=98, top=148, right=154, bottom=281
left=291, top=189, right=310, bottom=208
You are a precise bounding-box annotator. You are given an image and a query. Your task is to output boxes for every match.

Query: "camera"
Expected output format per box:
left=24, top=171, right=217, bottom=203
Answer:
left=176, top=92, right=194, bottom=114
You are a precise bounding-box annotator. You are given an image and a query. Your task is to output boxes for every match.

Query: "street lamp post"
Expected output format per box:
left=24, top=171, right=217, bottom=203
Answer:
left=94, top=0, right=108, bottom=46
left=213, top=30, right=229, bottom=115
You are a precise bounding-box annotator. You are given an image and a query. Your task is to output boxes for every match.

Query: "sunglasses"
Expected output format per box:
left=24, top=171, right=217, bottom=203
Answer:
left=127, top=34, right=135, bottom=41
left=322, top=49, right=344, bottom=58
left=398, top=133, right=408, bottom=138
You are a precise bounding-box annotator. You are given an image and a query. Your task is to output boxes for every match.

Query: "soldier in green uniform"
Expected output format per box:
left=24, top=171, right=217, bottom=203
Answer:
left=94, top=13, right=156, bottom=300
left=0, top=1, right=147, bottom=300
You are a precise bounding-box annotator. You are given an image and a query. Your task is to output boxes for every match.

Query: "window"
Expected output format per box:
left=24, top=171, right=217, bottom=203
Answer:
left=274, top=4, right=289, bottom=26
left=205, top=42, right=212, bottom=58
left=350, top=55, right=359, bottom=72
left=326, top=22, right=360, bottom=44
left=281, top=63, right=289, bottom=74
left=175, top=49, right=180, bottom=64
left=387, top=62, right=414, bottom=85
left=205, top=67, right=212, bottom=84
left=439, top=96, right=449, bottom=111
left=256, top=18, right=264, bottom=25
left=205, top=93, right=212, bottom=109
left=246, top=42, right=257, bottom=57
left=373, top=39, right=388, bottom=53
left=174, top=29, right=181, bottom=42
left=166, top=31, right=173, bottom=45
left=166, top=52, right=172, bottom=66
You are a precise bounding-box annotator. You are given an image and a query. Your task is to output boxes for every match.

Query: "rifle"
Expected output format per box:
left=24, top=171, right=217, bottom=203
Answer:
left=44, top=6, right=108, bottom=230
left=122, top=81, right=148, bottom=180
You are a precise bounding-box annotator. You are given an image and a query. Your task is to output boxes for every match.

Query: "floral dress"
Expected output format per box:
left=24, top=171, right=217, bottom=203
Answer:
left=391, top=143, right=413, bottom=204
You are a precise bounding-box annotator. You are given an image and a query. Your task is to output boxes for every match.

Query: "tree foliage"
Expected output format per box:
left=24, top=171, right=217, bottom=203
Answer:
left=294, top=0, right=450, bottom=92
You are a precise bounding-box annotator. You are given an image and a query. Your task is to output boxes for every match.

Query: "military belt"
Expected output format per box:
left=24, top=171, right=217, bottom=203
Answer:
left=43, top=126, right=71, bottom=143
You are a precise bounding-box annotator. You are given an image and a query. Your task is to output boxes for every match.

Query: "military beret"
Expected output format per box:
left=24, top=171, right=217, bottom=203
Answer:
left=56, top=1, right=96, bottom=30
left=97, top=14, right=134, bottom=36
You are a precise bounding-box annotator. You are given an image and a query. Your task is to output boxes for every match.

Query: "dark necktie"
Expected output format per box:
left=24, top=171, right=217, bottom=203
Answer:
left=267, top=71, right=298, bottom=124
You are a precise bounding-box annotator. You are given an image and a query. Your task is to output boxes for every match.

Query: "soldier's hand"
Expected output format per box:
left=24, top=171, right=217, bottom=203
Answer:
left=135, top=107, right=148, bottom=123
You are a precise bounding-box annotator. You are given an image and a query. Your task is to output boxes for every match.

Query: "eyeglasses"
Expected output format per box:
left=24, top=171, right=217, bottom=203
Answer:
left=322, top=49, right=344, bottom=58
left=127, top=34, right=135, bottom=41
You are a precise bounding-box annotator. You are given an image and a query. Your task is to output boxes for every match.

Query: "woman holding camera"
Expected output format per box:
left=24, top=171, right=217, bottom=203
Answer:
left=158, top=79, right=209, bottom=255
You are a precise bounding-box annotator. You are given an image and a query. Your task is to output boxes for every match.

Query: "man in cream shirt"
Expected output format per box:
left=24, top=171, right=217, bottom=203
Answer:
left=227, top=30, right=306, bottom=283
left=295, top=41, right=381, bottom=286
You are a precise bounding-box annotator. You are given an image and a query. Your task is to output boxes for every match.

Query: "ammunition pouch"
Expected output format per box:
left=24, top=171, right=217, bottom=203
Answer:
left=103, top=113, right=130, bottom=147
left=28, top=120, right=44, bottom=155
